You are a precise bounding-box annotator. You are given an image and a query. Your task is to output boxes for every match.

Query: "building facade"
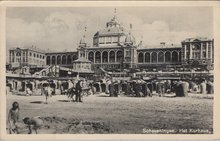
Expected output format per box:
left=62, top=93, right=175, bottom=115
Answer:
left=9, top=47, right=46, bottom=69
left=78, top=11, right=137, bottom=71
left=181, top=37, right=214, bottom=70
left=8, top=10, right=214, bottom=72
left=137, top=43, right=182, bottom=70
left=45, top=51, right=78, bottom=68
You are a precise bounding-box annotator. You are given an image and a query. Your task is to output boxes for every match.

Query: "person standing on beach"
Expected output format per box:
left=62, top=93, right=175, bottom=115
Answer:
left=75, top=80, right=83, bottom=102
left=8, top=101, right=20, bottom=134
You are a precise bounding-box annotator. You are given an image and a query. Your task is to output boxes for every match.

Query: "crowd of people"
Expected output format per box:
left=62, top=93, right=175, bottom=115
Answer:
left=7, top=77, right=214, bottom=134
left=63, top=78, right=214, bottom=101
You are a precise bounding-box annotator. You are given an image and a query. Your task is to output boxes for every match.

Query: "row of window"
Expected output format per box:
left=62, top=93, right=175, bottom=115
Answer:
left=94, top=36, right=118, bottom=44
left=10, top=51, right=44, bottom=59
left=46, top=55, right=77, bottom=65
left=184, top=42, right=212, bottom=51
left=88, top=51, right=123, bottom=63
left=138, top=51, right=181, bottom=63
left=185, top=47, right=212, bottom=59
left=29, top=52, right=45, bottom=59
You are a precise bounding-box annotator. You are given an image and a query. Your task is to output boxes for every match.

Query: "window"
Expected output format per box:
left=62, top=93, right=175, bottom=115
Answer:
left=93, top=38, right=98, bottom=45
left=33, top=53, right=36, bottom=57
left=16, top=52, right=21, bottom=56
left=208, top=43, right=211, bottom=58
left=145, top=52, right=150, bottom=63
left=106, top=37, right=112, bottom=44
left=112, top=37, right=118, bottom=43
left=99, top=37, right=104, bottom=44
left=30, top=52, right=32, bottom=56
left=192, top=44, right=200, bottom=59
left=138, top=53, right=144, bottom=63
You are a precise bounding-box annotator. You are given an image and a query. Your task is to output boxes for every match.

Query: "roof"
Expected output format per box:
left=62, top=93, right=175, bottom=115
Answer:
left=94, top=26, right=126, bottom=36
left=182, top=37, right=212, bottom=42
left=138, top=44, right=181, bottom=50
left=45, top=51, right=77, bottom=55
left=73, top=58, right=91, bottom=63
left=10, top=46, right=46, bottom=54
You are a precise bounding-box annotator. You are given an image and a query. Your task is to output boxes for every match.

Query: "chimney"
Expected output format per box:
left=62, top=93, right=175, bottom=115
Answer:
left=160, top=42, right=165, bottom=46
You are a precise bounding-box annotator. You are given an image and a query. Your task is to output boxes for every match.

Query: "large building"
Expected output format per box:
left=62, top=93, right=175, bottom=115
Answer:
left=8, top=10, right=214, bottom=73
left=9, top=46, right=46, bottom=69
left=181, top=37, right=214, bottom=70
left=77, top=12, right=137, bottom=71
left=77, top=10, right=214, bottom=71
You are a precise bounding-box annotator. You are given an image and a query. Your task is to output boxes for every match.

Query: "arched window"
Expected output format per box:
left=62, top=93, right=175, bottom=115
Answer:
left=151, top=52, right=157, bottom=63
left=145, top=52, right=150, bottom=63
left=57, top=55, right=61, bottom=64
left=172, top=51, right=178, bottom=62
left=52, top=56, right=56, bottom=65
left=165, top=52, right=171, bottom=62
left=62, top=55, right=66, bottom=64
left=11, top=52, right=14, bottom=62
left=192, top=44, right=200, bottom=59
left=16, top=52, right=21, bottom=56
left=116, top=50, right=123, bottom=62
left=178, top=52, right=181, bottom=62
left=88, top=52, right=94, bottom=62
left=102, top=51, right=108, bottom=63
left=46, top=56, right=50, bottom=65
left=67, top=55, right=72, bottom=64
left=95, top=51, right=101, bottom=63
left=158, top=52, right=164, bottom=62
left=109, top=51, right=115, bottom=63
left=138, top=52, right=144, bottom=63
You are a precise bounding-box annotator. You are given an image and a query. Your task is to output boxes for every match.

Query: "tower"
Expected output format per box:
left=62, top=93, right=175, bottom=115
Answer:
left=78, top=26, right=87, bottom=59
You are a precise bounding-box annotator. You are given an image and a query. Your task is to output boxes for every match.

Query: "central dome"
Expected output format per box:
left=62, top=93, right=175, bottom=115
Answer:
left=93, top=9, right=128, bottom=47
left=94, top=11, right=126, bottom=37
left=95, top=26, right=126, bottom=36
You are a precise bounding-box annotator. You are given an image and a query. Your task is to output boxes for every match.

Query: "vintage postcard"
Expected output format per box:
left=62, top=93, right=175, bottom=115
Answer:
left=0, top=1, right=220, bottom=140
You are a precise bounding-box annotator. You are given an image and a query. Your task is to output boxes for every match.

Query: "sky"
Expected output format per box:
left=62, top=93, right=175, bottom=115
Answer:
left=6, top=7, right=213, bottom=52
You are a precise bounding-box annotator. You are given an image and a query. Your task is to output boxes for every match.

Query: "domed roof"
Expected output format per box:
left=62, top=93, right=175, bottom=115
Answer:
left=94, top=8, right=126, bottom=37
left=125, top=32, right=136, bottom=44
left=94, top=26, right=125, bottom=36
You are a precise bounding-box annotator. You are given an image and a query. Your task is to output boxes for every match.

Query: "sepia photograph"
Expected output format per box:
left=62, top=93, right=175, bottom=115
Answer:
left=0, top=1, right=220, bottom=140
